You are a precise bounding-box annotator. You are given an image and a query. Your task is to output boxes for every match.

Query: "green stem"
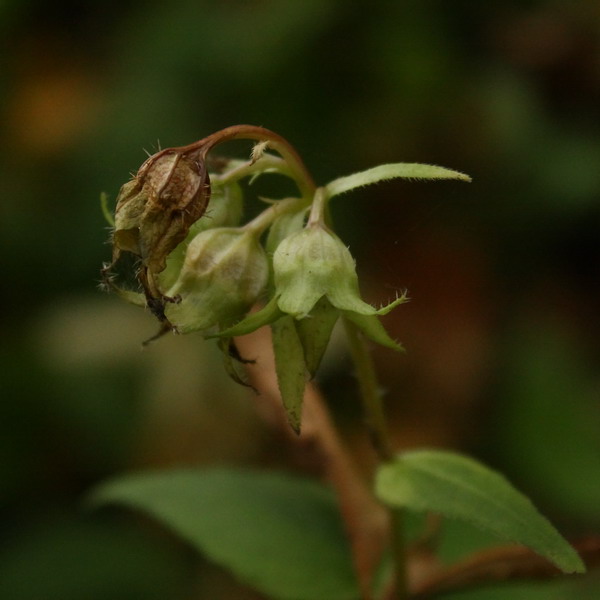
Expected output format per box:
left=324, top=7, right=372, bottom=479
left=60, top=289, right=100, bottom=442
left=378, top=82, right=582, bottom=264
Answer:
left=213, top=154, right=294, bottom=187
left=307, top=187, right=328, bottom=225
left=243, top=197, right=306, bottom=235
left=343, top=318, right=408, bottom=600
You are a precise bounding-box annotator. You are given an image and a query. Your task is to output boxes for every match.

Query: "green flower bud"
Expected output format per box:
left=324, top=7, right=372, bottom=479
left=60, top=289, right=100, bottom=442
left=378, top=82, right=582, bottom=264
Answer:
left=273, top=222, right=390, bottom=319
left=163, top=227, right=268, bottom=334
left=158, top=180, right=244, bottom=291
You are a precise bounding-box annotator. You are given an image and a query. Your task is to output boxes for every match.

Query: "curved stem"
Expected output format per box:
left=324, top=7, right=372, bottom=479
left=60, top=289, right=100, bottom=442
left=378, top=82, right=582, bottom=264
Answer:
left=184, top=125, right=317, bottom=199
left=343, top=318, right=408, bottom=600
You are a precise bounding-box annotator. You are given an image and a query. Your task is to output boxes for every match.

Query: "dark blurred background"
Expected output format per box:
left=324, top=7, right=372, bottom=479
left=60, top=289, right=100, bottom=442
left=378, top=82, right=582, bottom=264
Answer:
left=1, top=1, right=599, bottom=598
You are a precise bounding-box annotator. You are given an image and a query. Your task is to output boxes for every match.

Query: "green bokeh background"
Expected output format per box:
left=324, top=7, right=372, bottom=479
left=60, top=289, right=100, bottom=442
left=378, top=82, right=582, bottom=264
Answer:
left=1, top=0, right=599, bottom=598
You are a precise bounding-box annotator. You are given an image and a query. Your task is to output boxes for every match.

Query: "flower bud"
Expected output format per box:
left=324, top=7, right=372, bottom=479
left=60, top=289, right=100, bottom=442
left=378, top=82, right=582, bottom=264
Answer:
left=273, top=222, right=380, bottom=319
left=163, top=227, right=268, bottom=334
left=157, top=180, right=244, bottom=291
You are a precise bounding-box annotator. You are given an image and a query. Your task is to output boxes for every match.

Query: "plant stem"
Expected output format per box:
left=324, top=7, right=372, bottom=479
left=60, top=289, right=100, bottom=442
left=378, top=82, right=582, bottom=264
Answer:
left=243, top=197, right=306, bottom=235
left=183, top=124, right=317, bottom=199
left=212, top=154, right=294, bottom=187
left=343, top=318, right=408, bottom=600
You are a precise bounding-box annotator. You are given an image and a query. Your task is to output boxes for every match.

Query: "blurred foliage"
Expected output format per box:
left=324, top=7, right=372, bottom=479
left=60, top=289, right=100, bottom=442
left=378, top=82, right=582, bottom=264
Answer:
left=1, top=0, right=599, bottom=598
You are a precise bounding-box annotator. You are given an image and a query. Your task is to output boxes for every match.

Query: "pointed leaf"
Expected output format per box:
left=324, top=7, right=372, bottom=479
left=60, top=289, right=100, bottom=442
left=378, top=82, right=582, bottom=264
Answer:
left=342, top=313, right=403, bottom=351
left=209, top=296, right=282, bottom=338
left=272, top=316, right=307, bottom=433
left=325, top=163, right=471, bottom=199
left=296, top=298, right=340, bottom=377
left=216, top=337, right=254, bottom=390
left=375, top=450, right=585, bottom=574
left=89, top=468, right=359, bottom=600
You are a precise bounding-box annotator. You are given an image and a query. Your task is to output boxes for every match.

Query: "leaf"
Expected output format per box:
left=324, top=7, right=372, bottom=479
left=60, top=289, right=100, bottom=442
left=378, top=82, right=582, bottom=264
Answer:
left=272, top=316, right=307, bottom=433
left=375, top=450, right=585, bottom=574
left=342, top=312, right=404, bottom=351
left=89, top=468, right=359, bottom=600
left=324, top=163, right=471, bottom=199
left=209, top=296, right=283, bottom=338
left=295, top=297, right=339, bottom=377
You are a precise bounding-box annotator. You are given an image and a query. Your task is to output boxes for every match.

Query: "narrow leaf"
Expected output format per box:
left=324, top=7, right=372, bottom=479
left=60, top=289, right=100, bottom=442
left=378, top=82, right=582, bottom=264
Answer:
left=272, top=316, right=307, bottom=433
left=89, top=468, right=359, bottom=600
left=325, top=163, right=471, bottom=199
left=295, top=297, right=339, bottom=378
left=342, top=312, right=404, bottom=351
left=209, top=296, right=282, bottom=339
left=375, top=450, right=585, bottom=574
left=216, top=337, right=254, bottom=391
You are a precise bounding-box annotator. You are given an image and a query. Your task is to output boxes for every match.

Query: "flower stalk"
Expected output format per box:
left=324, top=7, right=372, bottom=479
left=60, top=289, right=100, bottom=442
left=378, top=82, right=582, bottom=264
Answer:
left=343, top=318, right=408, bottom=600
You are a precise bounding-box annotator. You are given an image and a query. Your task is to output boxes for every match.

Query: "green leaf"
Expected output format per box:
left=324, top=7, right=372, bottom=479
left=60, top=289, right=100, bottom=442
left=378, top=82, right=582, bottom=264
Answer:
left=216, top=337, right=254, bottom=390
left=209, top=296, right=283, bottom=338
left=342, top=312, right=404, bottom=351
left=272, top=316, right=307, bottom=433
left=375, top=450, right=585, bottom=574
left=324, top=163, right=471, bottom=199
left=295, top=297, right=339, bottom=377
left=89, top=468, right=359, bottom=600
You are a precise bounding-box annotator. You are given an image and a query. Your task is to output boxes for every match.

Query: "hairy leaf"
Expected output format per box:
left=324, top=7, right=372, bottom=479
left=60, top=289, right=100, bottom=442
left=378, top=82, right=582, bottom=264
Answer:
left=272, top=316, right=307, bottom=433
left=325, top=163, right=471, bottom=199
left=376, top=450, right=585, bottom=574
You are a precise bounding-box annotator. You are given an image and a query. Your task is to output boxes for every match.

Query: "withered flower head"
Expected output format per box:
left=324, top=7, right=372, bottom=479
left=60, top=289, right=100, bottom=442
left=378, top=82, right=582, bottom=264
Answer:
left=110, top=145, right=211, bottom=320
left=113, top=148, right=210, bottom=273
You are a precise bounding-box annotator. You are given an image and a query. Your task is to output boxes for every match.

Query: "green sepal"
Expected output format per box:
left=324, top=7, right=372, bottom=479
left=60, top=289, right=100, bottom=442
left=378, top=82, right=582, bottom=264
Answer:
left=209, top=296, right=283, bottom=339
left=272, top=316, right=307, bottom=434
left=218, top=337, right=244, bottom=387
left=100, top=192, right=115, bottom=226
left=374, top=291, right=409, bottom=316
left=295, top=297, right=339, bottom=378
left=216, top=337, right=255, bottom=391
left=266, top=209, right=307, bottom=255
left=342, top=312, right=403, bottom=352
left=111, top=285, right=146, bottom=308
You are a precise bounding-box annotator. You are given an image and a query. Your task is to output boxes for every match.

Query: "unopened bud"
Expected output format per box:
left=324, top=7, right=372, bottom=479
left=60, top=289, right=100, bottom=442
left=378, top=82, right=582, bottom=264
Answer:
left=164, top=227, right=268, bottom=333
left=273, top=222, right=380, bottom=318
left=158, top=180, right=244, bottom=291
